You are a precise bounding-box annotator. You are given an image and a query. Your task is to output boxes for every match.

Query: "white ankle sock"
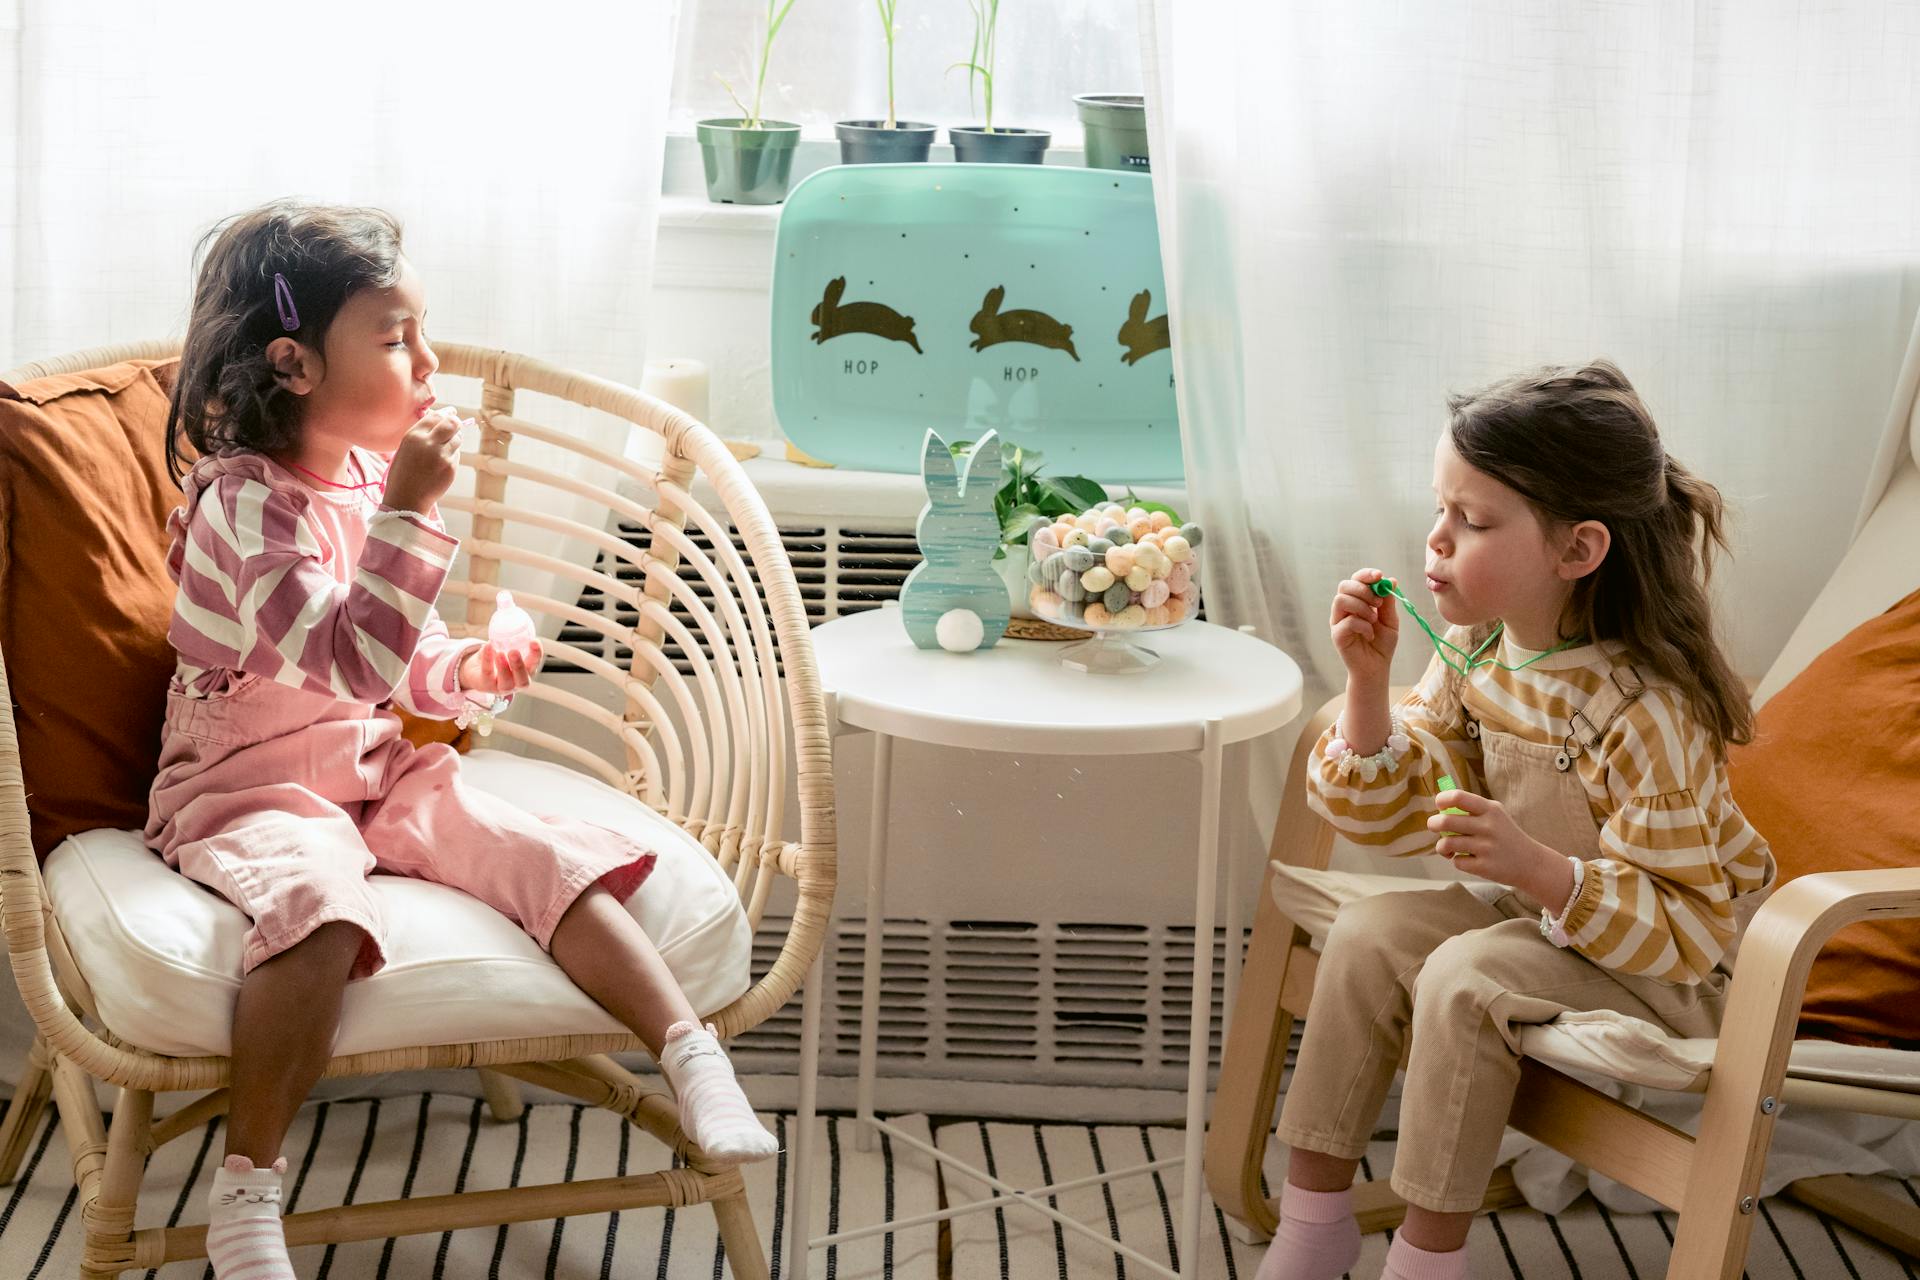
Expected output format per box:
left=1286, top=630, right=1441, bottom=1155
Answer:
left=206, top=1154, right=294, bottom=1280
left=661, top=1021, right=778, bottom=1166
left=1255, top=1182, right=1362, bottom=1280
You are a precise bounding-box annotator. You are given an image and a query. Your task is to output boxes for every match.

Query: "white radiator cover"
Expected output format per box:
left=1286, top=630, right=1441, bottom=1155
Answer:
left=509, top=456, right=1264, bottom=1095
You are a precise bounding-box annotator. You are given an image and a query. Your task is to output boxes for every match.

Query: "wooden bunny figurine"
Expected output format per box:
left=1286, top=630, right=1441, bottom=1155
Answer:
left=900, top=429, right=1011, bottom=651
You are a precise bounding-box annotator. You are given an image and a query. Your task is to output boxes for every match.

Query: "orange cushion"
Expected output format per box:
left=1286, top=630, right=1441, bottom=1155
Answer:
left=1727, top=585, right=1920, bottom=1047
left=0, top=358, right=465, bottom=861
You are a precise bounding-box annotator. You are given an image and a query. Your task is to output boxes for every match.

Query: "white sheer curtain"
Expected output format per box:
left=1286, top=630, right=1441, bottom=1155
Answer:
left=0, top=0, right=677, bottom=1087
left=1143, top=0, right=1920, bottom=828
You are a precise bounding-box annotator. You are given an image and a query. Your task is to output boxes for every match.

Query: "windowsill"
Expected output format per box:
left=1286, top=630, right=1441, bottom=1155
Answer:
left=658, top=127, right=1092, bottom=228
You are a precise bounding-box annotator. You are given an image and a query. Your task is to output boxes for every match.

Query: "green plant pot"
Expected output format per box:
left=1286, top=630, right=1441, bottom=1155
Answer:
left=835, top=120, right=937, bottom=164
left=696, top=118, right=803, bottom=204
left=1074, top=94, right=1150, bottom=172
left=948, top=126, right=1051, bottom=164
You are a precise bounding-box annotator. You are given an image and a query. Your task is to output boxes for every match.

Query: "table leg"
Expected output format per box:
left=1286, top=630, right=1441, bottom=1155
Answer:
left=789, top=945, right=826, bottom=1280
left=1220, top=739, right=1253, bottom=1039
left=1180, top=718, right=1226, bottom=1278
left=854, top=731, right=894, bottom=1154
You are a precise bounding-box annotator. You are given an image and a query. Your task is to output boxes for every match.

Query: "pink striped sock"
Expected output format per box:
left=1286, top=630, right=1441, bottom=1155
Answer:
left=205, top=1154, right=294, bottom=1280
left=1382, top=1233, right=1469, bottom=1280
left=1255, top=1182, right=1362, bottom=1280
left=662, top=1021, right=778, bottom=1166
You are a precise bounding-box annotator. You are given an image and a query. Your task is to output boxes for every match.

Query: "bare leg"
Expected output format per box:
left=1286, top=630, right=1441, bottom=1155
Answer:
left=550, top=884, right=775, bottom=1165
left=549, top=885, right=699, bottom=1055
left=1398, top=1205, right=1473, bottom=1253
left=225, top=921, right=365, bottom=1163
left=1286, top=1148, right=1359, bottom=1194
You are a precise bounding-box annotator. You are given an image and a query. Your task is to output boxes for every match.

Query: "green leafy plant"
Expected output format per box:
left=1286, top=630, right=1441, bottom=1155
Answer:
left=951, top=441, right=1182, bottom=560
left=716, top=0, right=800, bottom=129
left=949, top=0, right=1000, bottom=132
left=876, top=0, right=902, bottom=128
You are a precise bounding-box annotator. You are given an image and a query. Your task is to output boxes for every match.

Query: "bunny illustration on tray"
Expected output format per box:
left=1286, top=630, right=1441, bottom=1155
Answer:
left=810, top=276, right=923, bottom=353
left=968, top=285, right=1080, bottom=361
left=900, top=429, right=1011, bottom=652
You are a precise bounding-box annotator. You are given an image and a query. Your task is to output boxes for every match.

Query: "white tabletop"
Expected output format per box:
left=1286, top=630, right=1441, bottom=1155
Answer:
left=810, top=607, right=1304, bottom=756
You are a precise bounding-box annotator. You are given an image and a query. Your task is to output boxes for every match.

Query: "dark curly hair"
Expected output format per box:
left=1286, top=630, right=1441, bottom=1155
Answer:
left=1446, top=359, right=1754, bottom=758
left=165, top=200, right=405, bottom=481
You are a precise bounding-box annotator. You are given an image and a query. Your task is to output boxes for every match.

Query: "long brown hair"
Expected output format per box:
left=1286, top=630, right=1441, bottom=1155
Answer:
left=1446, top=359, right=1753, bottom=757
left=166, top=200, right=404, bottom=481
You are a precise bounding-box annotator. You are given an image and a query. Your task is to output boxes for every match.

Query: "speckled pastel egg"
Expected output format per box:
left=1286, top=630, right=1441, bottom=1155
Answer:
left=1028, top=555, right=1054, bottom=586
left=1057, top=572, right=1090, bottom=602
left=1149, top=511, right=1173, bottom=532
left=1104, top=546, right=1137, bottom=576
left=1125, top=565, right=1152, bottom=592
left=1106, top=525, right=1133, bottom=546
left=1054, top=598, right=1086, bottom=622
left=1163, top=535, right=1192, bottom=563
left=1088, top=536, right=1114, bottom=557
left=1126, top=507, right=1148, bottom=522
left=1081, top=565, right=1116, bottom=593
left=1032, top=524, right=1060, bottom=550
left=1102, top=582, right=1132, bottom=613
left=1103, top=503, right=1127, bottom=518
left=1063, top=528, right=1090, bottom=548
left=1084, top=602, right=1113, bottom=627
left=1114, top=604, right=1149, bottom=629
left=1164, top=594, right=1189, bottom=622
left=1078, top=512, right=1104, bottom=532
left=1167, top=561, right=1194, bottom=593
left=1062, top=546, right=1095, bottom=572
left=1178, top=522, right=1203, bottom=548
left=1145, top=604, right=1173, bottom=627
left=1127, top=517, right=1153, bottom=540
left=1031, top=586, right=1062, bottom=611
left=1140, top=579, right=1171, bottom=608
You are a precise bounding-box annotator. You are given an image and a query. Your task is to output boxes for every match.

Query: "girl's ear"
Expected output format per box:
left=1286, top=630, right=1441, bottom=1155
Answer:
left=266, top=336, right=320, bottom=395
left=1556, top=519, right=1610, bottom=581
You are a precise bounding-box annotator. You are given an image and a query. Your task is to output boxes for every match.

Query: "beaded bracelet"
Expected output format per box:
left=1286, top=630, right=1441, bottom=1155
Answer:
left=1325, top=710, right=1412, bottom=782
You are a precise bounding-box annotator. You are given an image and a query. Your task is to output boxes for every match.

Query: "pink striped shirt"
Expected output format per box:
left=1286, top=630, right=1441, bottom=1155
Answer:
left=164, top=448, right=477, bottom=718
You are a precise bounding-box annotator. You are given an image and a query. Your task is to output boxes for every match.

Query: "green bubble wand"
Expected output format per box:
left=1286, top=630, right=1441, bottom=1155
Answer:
left=1368, top=578, right=1582, bottom=675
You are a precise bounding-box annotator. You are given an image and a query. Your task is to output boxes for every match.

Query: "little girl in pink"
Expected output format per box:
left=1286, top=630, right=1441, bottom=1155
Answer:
left=147, top=200, right=774, bottom=1280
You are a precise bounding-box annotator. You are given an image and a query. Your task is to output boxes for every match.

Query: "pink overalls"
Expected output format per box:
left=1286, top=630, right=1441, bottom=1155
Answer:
left=145, top=449, right=653, bottom=980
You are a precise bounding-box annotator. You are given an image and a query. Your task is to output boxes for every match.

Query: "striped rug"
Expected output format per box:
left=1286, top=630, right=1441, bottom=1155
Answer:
left=4, top=1097, right=1917, bottom=1277
left=0, top=1095, right=940, bottom=1279
left=938, top=1122, right=1920, bottom=1280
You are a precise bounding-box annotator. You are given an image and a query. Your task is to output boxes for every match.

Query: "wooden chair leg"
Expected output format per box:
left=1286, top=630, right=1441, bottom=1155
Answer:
left=711, top=1179, right=769, bottom=1280
left=1206, top=860, right=1307, bottom=1238
left=1785, top=1176, right=1920, bottom=1260
left=0, top=1036, right=54, bottom=1185
left=80, top=1087, right=153, bottom=1280
left=477, top=1068, right=525, bottom=1122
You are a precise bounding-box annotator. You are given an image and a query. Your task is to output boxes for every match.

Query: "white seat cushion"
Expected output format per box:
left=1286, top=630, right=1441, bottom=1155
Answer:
left=43, top=749, right=754, bottom=1059
left=1272, top=863, right=1920, bottom=1096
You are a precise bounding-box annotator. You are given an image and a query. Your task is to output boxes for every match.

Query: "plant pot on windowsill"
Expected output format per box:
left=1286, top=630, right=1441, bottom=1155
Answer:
left=1074, top=93, right=1149, bottom=172
left=696, top=118, right=803, bottom=204
left=835, top=120, right=938, bottom=164
left=949, top=126, right=1051, bottom=164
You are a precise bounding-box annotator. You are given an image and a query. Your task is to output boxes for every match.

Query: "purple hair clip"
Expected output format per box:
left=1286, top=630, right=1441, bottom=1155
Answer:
left=272, top=273, right=300, bottom=332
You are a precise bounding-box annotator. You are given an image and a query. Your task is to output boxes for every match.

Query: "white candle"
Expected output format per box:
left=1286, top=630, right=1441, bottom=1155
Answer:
left=629, top=357, right=711, bottom=466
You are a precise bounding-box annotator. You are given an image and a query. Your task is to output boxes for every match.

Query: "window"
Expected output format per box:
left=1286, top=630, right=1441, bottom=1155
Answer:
left=668, top=0, right=1144, bottom=139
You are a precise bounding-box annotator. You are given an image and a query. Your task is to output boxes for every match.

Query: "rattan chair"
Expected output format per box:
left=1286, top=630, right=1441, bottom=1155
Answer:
left=0, top=339, right=836, bottom=1278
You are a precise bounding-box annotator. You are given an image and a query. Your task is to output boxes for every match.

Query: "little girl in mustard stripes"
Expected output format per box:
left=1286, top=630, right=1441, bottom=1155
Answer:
left=1257, top=360, right=1774, bottom=1280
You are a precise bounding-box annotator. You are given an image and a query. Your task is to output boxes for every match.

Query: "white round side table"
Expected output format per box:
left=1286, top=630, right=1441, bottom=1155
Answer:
left=787, top=606, right=1303, bottom=1280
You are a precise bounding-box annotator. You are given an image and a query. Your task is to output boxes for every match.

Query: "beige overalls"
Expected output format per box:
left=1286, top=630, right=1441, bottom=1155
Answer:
left=1273, top=668, right=1733, bottom=1213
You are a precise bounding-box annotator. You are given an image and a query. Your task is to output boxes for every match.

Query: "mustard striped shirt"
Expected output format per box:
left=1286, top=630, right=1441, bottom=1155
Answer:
left=1307, top=628, right=1774, bottom=985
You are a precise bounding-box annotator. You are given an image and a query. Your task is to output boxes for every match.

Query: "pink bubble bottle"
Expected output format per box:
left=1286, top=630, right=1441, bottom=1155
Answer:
left=488, top=590, right=538, bottom=664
